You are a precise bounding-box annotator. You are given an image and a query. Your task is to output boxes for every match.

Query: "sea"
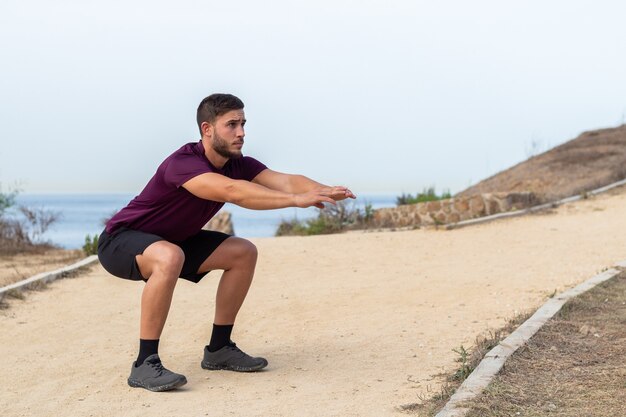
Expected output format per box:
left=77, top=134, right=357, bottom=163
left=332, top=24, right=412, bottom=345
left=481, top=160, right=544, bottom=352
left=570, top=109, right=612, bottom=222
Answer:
left=10, top=193, right=397, bottom=249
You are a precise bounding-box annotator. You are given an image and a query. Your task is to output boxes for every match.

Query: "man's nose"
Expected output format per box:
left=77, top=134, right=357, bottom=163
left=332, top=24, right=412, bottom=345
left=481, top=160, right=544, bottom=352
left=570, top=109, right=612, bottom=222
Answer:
left=236, top=126, right=245, bottom=138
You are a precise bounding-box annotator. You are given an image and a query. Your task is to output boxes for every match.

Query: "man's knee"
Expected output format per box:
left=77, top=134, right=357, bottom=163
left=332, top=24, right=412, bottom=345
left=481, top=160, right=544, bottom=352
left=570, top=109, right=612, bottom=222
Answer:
left=230, top=238, right=258, bottom=265
left=159, top=245, right=185, bottom=271
left=138, top=242, right=185, bottom=279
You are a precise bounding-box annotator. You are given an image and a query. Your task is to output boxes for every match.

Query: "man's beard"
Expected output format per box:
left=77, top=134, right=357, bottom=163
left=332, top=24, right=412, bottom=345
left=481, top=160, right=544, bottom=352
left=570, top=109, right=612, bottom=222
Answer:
left=212, top=132, right=242, bottom=159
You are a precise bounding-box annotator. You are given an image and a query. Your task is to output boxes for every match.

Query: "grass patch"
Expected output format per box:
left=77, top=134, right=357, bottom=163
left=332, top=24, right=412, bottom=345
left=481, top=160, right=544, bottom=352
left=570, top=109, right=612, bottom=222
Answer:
left=397, top=187, right=452, bottom=206
left=26, top=280, right=50, bottom=291
left=460, top=272, right=626, bottom=417
left=275, top=201, right=374, bottom=236
left=0, top=262, right=96, bottom=310
left=397, top=311, right=532, bottom=415
left=6, top=289, right=25, bottom=299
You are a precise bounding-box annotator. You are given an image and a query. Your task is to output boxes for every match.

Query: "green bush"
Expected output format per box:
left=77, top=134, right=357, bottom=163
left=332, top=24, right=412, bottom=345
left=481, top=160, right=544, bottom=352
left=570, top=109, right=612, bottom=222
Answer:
left=0, top=186, right=18, bottom=216
left=275, top=201, right=374, bottom=236
left=396, top=187, right=452, bottom=206
left=82, top=234, right=99, bottom=256
left=275, top=219, right=309, bottom=236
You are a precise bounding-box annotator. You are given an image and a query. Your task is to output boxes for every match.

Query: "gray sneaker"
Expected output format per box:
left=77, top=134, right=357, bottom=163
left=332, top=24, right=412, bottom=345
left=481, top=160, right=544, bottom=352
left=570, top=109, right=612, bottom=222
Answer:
left=201, top=343, right=268, bottom=372
left=127, top=354, right=187, bottom=392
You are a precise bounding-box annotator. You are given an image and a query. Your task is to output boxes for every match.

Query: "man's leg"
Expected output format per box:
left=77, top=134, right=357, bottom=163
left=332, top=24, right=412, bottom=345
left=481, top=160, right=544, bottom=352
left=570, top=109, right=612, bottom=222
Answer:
left=196, top=237, right=258, bottom=325
left=126, top=241, right=188, bottom=391
left=136, top=241, right=185, bottom=339
left=196, top=237, right=268, bottom=372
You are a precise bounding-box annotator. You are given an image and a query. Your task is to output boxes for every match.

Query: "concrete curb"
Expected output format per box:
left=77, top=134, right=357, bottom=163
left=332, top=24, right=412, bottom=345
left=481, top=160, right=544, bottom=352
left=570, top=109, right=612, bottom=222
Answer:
left=0, top=255, right=99, bottom=303
left=434, top=263, right=625, bottom=417
left=447, top=177, right=626, bottom=230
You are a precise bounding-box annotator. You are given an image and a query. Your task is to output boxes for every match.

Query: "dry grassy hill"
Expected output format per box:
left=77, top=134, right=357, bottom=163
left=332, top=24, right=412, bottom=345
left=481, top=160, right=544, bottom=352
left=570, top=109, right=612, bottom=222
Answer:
left=457, top=125, right=626, bottom=202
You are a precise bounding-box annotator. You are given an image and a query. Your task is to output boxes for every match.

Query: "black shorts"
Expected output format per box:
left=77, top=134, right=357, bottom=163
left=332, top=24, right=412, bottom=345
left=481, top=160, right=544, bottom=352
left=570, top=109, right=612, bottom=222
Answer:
left=97, top=227, right=231, bottom=283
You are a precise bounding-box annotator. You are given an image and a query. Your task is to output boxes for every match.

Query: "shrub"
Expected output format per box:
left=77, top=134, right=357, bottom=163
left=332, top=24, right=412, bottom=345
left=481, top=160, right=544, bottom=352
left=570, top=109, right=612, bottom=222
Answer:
left=275, top=201, right=374, bottom=236
left=396, top=187, right=452, bottom=206
left=0, top=186, right=18, bottom=216
left=0, top=184, right=60, bottom=254
left=0, top=217, right=31, bottom=252
left=18, top=206, right=60, bottom=243
left=82, top=234, right=99, bottom=256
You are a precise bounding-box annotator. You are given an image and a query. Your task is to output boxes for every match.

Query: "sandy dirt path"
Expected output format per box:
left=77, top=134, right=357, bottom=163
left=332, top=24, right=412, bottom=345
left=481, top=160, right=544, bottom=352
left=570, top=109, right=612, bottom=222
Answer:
left=2, top=188, right=626, bottom=417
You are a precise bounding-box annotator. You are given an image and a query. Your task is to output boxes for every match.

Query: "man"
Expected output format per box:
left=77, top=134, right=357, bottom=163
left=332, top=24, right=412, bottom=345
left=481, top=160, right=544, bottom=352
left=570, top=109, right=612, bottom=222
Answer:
left=97, top=93, right=355, bottom=392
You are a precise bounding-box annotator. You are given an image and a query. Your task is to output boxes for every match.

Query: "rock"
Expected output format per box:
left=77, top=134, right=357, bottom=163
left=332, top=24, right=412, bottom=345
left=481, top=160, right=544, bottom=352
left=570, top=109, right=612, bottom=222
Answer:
left=469, top=196, right=486, bottom=214
left=453, top=198, right=470, bottom=213
left=448, top=212, right=460, bottom=223
left=485, top=197, right=501, bottom=215
left=506, top=192, right=539, bottom=209
left=426, top=201, right=441, bottom=212
left=578, top=324, right=598, bottom=336
left=203, top=211, right=234, bottom=235
left=433, top=212, right=446, bottom=224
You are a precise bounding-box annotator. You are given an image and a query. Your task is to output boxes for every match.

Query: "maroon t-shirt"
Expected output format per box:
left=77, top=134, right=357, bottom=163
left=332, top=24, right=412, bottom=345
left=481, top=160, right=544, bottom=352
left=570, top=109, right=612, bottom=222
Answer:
left=106, top=140, right=267, bottom=242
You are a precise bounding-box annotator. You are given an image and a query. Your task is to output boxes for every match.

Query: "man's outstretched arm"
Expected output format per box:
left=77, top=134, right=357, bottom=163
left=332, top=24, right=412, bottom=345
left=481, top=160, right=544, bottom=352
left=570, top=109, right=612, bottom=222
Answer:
left=182, top=172, right=344, bottom=210
left=252, top=169, right=356, bottom=202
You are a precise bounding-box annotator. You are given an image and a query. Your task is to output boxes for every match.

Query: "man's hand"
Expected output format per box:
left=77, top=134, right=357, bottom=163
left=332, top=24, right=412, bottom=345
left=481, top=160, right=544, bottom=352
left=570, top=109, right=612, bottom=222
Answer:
left=294, top=186, right=357, bottom=209
left=323, top=186, right=356, bottom=202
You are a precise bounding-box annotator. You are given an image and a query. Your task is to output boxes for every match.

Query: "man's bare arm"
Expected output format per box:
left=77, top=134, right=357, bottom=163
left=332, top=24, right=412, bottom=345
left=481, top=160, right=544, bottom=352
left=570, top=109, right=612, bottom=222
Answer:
left=182, top=172, right=338, bottom=210
left=252, top=169, right=356, bottom=201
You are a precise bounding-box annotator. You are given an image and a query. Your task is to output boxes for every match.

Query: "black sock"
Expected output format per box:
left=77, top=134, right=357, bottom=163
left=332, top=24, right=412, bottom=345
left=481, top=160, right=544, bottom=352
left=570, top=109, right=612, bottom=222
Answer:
left=208, top=324, right=234, bottom=352
left=136, top=339, right=159, bottom=367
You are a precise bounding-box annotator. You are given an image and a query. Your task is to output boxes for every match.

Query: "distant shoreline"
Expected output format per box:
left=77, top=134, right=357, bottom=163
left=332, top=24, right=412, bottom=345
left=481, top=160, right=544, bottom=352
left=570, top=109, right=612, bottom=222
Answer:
left=12, top=193, right=398, bottom=249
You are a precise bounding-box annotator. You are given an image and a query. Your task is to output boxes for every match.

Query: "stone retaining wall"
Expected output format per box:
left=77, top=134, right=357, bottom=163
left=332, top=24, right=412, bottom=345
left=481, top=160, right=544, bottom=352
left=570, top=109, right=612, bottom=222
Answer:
left=373, top=192, right=538, bottom=228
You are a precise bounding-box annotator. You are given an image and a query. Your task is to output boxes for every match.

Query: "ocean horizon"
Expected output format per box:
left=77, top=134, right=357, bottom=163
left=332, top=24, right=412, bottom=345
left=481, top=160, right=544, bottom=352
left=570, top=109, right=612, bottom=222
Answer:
left=11, top=193, right=397, bottom=249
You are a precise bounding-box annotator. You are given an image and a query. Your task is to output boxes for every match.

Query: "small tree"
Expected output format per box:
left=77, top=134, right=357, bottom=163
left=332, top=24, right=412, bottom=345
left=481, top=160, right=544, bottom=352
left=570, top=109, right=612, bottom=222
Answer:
left=83, top=234, right=99, bottom=256
left=0, top=184, right=18, bottom=216
left=0, top=183, right=61, bottom=253
left=18, top=206, right=60, bottom=243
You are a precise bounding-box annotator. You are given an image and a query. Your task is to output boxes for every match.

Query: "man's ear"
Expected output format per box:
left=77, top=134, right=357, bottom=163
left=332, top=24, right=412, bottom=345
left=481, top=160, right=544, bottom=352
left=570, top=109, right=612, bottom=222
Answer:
left=201, top=121, right=213, bottom=138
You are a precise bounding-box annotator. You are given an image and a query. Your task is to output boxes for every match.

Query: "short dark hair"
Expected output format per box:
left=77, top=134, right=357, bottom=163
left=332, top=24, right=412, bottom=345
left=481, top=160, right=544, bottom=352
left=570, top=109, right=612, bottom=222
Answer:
left=196, top=93, right=244, bottom=133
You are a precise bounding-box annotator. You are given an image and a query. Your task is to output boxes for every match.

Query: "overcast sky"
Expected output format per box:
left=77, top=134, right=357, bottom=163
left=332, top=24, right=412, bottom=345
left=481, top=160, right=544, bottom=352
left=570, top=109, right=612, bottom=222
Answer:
left=1, top=0, right=625, bottom=195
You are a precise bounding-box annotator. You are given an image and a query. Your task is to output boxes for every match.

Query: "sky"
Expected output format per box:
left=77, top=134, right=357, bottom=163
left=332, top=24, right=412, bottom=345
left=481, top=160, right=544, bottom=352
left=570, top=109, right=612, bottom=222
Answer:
left=1, top=0, right=625, bottom=196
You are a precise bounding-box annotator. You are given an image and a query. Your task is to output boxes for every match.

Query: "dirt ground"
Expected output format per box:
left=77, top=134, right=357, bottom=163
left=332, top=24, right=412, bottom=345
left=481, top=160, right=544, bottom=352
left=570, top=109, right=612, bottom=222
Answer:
left=463, top=272, right=626, bottom=417
left=0, top=248, right=84, bottom=287
left=2, top=187, right=626, bottom=417
left=458, top=124, right=626, bottom=202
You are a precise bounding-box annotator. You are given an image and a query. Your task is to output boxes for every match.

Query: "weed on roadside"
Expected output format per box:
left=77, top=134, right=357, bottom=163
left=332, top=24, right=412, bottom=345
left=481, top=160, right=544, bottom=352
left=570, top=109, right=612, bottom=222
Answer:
left=461, top=273, right=626, bottom=417
left=397, top=312, right=531, bottom=416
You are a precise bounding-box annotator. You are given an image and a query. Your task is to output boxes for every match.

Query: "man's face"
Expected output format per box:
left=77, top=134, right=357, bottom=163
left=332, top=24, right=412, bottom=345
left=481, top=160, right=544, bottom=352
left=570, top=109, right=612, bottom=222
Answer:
left=210, top=109, right=246, bottom=159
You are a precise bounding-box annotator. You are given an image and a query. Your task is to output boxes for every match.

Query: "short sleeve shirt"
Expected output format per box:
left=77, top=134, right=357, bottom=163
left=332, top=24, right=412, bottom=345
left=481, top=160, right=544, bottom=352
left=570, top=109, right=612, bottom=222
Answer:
left=106, top=140, right=267, bottom=242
